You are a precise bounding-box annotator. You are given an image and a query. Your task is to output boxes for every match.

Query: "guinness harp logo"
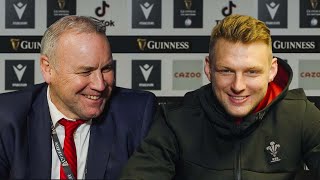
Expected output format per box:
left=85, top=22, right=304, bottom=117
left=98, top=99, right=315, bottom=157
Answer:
left=11, top=39, right=21, bottom=51
left=310, top=0, right=319, bottom=9
left=57, top=0, right=66, bottom=10
left=137, top=38, right=147, bottom=51
left=184, top=0, right=192, bottom=10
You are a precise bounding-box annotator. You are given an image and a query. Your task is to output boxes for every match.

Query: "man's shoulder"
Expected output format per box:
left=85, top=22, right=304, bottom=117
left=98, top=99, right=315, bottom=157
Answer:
left=110, top=87, right=157, bottom=109
left=0, top=83, right=46, bottom=102
left=112, top=87, right=156, bottom=101
left=107, top=87, right=157, bottom=128
left=160, top=87, right=204, bottom=117
left=284, top=88, right=307, bottom=100
left=0, top=83, right=47, bottom=120
left=0, top=84, right=47, bottom=130
left=167, top=84, right=209, bottom=111
left=279, top=88, right=315, bottom=111
left=113, top=86, right=155, bottom=96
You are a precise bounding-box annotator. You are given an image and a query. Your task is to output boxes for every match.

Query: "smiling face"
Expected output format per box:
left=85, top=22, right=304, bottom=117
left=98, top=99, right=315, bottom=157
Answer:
left=205, top=38, right=277, bottom=118
left=40, top=31, right=114, bottom=120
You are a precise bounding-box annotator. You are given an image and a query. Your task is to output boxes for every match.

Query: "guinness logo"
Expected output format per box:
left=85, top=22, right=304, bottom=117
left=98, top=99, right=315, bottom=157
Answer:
left=136, top=39, right=190, bottom=51
left=11, top=39, right=20, bottom=51
left=57, top=0, right=65, bottom=10
left=137, top=38, right=147, bottom=51
left=310, top=0, right=319, bottom=9
left=273, top=40, right=316, bottom=50
left=184, top=0, right=192, bottom=10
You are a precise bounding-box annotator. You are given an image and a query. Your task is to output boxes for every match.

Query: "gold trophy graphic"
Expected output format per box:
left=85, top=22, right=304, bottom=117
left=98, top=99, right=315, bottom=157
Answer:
left=310, top=0, right=319, bottom=9
left=57, top=0, right=65, bottom=10
left=10, top=39, right=20, bottom=51
left=184, top=0, right=192, bottom=10
left=137, top=38, right=147, bottom=51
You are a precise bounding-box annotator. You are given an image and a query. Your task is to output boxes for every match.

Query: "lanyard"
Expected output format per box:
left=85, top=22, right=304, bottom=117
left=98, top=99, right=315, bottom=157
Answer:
left=50, top=120, right=76, bottom=180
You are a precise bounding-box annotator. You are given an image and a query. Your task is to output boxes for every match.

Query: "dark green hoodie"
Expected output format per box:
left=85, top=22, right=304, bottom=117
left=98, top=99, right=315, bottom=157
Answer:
left=121, top=59, right=320, bottom=180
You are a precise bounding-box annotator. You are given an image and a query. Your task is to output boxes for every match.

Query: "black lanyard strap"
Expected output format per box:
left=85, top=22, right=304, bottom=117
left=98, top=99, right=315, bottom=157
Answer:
left=51, top=121, right=76, bottom=180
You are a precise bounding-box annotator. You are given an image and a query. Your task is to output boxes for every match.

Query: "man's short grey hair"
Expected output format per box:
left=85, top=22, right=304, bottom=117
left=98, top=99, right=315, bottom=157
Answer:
left=40, top=16, right=108, bottom=65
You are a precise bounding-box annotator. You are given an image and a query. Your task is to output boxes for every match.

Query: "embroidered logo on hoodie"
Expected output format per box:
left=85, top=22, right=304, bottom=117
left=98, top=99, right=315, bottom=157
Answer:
left=265, top=141, right=281, bottom=164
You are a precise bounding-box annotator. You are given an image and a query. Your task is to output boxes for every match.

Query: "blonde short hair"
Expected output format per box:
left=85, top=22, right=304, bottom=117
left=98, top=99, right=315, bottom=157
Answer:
left=209, top=14, right=271, bottom=61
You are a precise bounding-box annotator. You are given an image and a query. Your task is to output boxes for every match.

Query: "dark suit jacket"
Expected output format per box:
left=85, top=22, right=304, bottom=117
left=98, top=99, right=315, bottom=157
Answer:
left=0, top=83, right=157, bottom=180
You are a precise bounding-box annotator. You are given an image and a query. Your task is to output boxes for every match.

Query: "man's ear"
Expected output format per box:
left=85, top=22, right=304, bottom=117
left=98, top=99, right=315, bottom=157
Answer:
left=40, top=55, right=52, bottom=84
left=204, top=56, right=212, bottom=82
left=269, top=57, right=278, bottom=82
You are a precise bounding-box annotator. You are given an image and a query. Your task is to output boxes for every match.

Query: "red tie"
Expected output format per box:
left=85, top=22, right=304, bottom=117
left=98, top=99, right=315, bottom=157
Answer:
left=59, top=119, right=85, bottom=179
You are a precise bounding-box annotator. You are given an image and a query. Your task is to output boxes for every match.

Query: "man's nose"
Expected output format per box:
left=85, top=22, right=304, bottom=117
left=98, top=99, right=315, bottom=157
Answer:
left=90, top=72, right=106, bottom=91
left=231, top=74, right=246, bottom=93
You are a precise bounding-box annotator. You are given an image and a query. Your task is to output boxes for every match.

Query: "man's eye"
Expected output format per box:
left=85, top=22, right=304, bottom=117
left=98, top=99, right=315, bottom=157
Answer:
left=102, top=69, right=111, bottom=73
left=218, top=69, right=233, bottom=74
left=78, top=71, right=91, bottom=76
left=102, top=65, right=113, bottom=73
left=247, top=70, right=261, bottom=75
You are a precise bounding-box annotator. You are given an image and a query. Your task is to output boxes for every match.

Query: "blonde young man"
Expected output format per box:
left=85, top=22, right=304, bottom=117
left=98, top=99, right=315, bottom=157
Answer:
left=120, top=14, right=320, bottom=180
left=0, top=16, right=157, bottom=180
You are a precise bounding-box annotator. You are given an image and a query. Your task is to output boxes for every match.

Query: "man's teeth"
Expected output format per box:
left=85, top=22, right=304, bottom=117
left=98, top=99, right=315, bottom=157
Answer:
left=85, top=95, right=100, bottom=100
left=232, top=96, right=246, bottom=100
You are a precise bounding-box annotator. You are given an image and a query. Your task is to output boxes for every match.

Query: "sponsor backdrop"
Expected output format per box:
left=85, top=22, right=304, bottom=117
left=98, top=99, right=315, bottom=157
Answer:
left=1, top=0, right=320, bottom=105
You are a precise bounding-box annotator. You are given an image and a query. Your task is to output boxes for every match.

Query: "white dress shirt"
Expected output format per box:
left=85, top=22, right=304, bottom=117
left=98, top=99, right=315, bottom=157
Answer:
left=47, top=88, right=91, bottom=179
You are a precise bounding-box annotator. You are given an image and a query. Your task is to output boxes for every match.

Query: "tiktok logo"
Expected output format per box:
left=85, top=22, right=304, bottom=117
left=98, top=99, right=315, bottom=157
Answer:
left=222, top=1, right=236, bottom=17
left=95, top=1, right=110, bottom=17
left=215, top=1, right=237, bottom=24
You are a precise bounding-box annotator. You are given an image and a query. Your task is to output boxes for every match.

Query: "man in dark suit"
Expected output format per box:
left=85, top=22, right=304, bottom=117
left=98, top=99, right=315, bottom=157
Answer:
left=0, top=16, right=157, bottom=180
